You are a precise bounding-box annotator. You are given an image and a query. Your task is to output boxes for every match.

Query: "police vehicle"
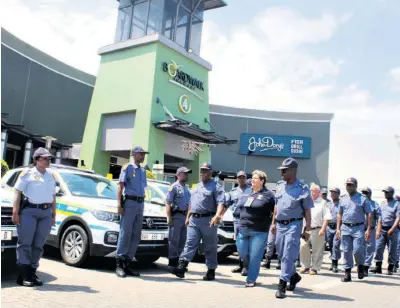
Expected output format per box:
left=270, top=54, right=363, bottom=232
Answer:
left=1, top=164, right=168, bottom=267
left=1, top=181, right=18, bottom=264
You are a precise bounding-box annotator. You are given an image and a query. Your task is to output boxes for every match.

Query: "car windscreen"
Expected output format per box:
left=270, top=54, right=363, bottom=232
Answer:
left=60, top=172, right=117, bottom=199
left=152, top=182, right=170, bottom=198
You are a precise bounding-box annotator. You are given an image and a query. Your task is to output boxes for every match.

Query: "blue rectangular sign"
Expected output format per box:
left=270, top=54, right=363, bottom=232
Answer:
left=239, top=133, right=311, bottom=159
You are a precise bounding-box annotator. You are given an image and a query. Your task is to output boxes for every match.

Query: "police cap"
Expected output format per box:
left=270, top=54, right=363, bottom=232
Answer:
left=382, top=186, right=395, bottom=193
left=33, top=147, right=53, bottom=159
left=277, top=157, right=298, bottom=170
left=176, top=167, right=191, bottom=175
left=131, top=146, right=149, bottom=155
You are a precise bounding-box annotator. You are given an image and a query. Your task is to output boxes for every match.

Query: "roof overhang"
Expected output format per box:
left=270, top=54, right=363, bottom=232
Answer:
left=116, top=0, right=227, bottom=11
left=153, top=117, right=237, bottom=145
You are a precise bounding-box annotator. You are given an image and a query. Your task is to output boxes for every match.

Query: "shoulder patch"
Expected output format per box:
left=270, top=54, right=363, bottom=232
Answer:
left=122, top=163, right=130, bottom=171
left=168, top=186, right=174, bottom=192
left=20, top=169, right=28, bottom=177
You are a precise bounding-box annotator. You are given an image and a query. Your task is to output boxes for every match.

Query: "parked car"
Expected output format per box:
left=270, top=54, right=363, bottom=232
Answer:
left=1, top=164, right=169, bottom=267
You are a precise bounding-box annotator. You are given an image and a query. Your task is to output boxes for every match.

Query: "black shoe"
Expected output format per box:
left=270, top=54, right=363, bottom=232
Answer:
left=363, top=265, right=369, bottom=277
left=276, top=260, right=281, bottom=270
left=332, top=260, right=339, bottom=273
left=232, top=259, right=243, bottom=273
left=115, top=259, right=126, bottom=278
left=203, top=269, right=215, bottom=281
left=275, top=279, right=287, bottom=299
left=31, top=267, right=43, bottom=286
left=125, top=259, right=140, bottom=277
left=387, top=264, right=394, bottom=276
left=168, top=258, right=179, bottom=273
left=394, top=262, right=399, bottom=273
left=341, top=269, right=351, bottom=282
left=286, top=273, right=302, bottom=291
left=357, top=265, right=364, bottom=279
left=173, top=259, right=188, bottom=278
left=263, top=260, right=271, bottom=269
left=370, top=261, right=382, bottom=274
left=241, top=268, right=248, bottom=276
left=296, top=259, right=301, bottom=268
left=16, top=265, right=34, bottom=287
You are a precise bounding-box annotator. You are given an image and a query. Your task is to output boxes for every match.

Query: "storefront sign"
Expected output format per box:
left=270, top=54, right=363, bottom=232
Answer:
left=239, top=134, right=311, bottom=158
left=162, top=60, right=204, bottom=92
left=178, top=95, right=191, bottom=114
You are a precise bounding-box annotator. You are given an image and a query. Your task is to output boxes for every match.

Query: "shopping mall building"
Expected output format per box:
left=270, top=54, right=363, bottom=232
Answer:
left=1, top=0, right=334, bottom=189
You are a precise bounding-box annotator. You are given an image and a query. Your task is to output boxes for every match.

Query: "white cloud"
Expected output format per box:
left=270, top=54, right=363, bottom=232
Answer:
left=388, top=67, right=400, bottom=92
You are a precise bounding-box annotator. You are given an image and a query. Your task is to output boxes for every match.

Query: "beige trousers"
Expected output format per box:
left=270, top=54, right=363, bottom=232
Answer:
left=300, top=228, right=326, bottom=271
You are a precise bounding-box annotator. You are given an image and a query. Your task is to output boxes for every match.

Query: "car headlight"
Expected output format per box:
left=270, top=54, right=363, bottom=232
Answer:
left=91, top=210, right=120, bottom=222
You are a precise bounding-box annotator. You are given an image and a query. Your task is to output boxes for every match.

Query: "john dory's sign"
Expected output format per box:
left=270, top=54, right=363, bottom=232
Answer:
left=239, top=133, right=311, bottom=158
left=162, top=60, right=204, bottom=91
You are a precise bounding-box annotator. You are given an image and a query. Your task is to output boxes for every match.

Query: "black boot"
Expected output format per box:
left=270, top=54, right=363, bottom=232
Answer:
left=16, top=265, right=34, bottom=287
left=276, top=259, right=281, bottom=270
left=387, top=264, right=394, bottom=275
left=203, top=268, right=216, bottom=281
left=370, top=261, right=382, bottom=274
left=363, top=265, right=369, bottom=277
left=275, top=279, right=287, bottom=299
left=394, top=261, right=399, bottom=273
left=262, top=259, right=271, bottom=269
left=115, top=258, right=126, bottom=278
left=168, top=258, right=179, bottom=273
left=241, top=267, right=248, bottom=276
left=173, top=259, right=188, bottom=278
left=296, top=258, right=301, bottom=268
left=31, top=267, right=43, bottom=286
left=332, top=260, right=339, bottom=273
left=286, top=272, right=302, bottom=291
left=124, top=259, right=140, bottom=277
left=357, top=265, right=364, bottom=279
left=341, top=268, right=351, bottom=282
left=232, top=259, right=243, bottom=273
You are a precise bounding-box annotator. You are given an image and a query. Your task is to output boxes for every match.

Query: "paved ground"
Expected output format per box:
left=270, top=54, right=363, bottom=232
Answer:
left=1, top=249, right=399, bottom=308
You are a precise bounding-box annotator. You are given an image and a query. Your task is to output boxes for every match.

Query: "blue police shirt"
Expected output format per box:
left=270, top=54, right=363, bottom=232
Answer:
left=226, top=184, right=252, bottom=218
left=339, top=192, right=372, bottom=224
left=166, top=181, right=191, bottom=211
left=380, top=200, right=400, bottom=227
left=275, top=179, right=314, bottom=221
left=119, top=163, right=147, bottom=197
left=367, top=199, right=381, bottom=228
left=190, top=180, right=225, bottom=214
left=14, top=167, right=56, bottom=204
left=328, top=201, right=340, bottom=224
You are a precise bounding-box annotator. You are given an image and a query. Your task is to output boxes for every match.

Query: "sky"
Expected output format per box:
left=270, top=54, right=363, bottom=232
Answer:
left=2, top=0, right=400, bottom=194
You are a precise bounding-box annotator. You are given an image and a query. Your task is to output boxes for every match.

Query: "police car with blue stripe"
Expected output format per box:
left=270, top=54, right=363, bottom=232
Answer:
left=1, top=164, right=169, bottom=267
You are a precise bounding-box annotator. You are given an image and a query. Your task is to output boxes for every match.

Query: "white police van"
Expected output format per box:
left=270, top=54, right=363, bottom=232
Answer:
left=1, top=164, right=168, bottom=267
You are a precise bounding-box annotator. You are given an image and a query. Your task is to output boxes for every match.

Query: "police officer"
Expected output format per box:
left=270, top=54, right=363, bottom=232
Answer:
left=326, top=187, right=341, bottom=273
left=361, top=187, right=381, bottom=276
left=115, top=146, right=148, bottom=278
left=320, top=188, right=331, bottom=202
left=336, top=177, right=372, bottom=282
left=12, top=147, right=56, bottom=287
left=166, top=167, right=191, bottom=271
left=172, top=163, right=226, bottom=280
left=270, top=158, right=313, bottom=299
left=226, top=171, right=251, bottom=275
left=395, top=194, right=400, bottom=272
left=370, top=186, right=400, bottom=275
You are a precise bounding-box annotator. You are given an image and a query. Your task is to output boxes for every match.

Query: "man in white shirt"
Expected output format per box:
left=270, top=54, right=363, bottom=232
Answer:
left=300, top=183, right=332, bottom=275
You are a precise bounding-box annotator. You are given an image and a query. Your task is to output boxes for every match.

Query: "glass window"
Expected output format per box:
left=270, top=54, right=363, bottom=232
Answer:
left=119, top=0, right=133, bottom=8
left=131, top=1, right=150, bottom=39
left=175, top=5, right=190, bottom=48
left=115, top=6, right=133, bottom=42
left=181, top=0, right=193, bottom=10
left=162, top=0, right=178, bottom=40
left=190, top=15, right=202, bottom=54
left=193, top=0, right=204, bottom=19
left=5, top=171, right=21, bottom=188
left=60, top=172, right=117, bottom=199
left=147, top=0, right=164, bottom=35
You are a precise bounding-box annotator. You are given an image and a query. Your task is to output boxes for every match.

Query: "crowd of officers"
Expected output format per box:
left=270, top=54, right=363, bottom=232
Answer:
left=11, top=146, right=400, bottom=301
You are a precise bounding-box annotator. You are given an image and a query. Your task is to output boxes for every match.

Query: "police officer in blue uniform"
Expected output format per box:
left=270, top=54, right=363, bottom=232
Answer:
left=321, top=188, right=330, bottom=202
left=226, top=171, right=251, bottom=275
left=361, top=187, right=381, bottom=276
left=326, top=187, right=341, bottom=273
left=12, top=147, right=56, bottom=287
left=270, top=158, right=313, bottom=299
left=115, top=146, right=148, bottom=278
left=172, top=163, right=226, bottom=280
left=165, top=167, right=191, bottom=271
left=370, top=186, right=400, bottom=275
left=336, top=177, right=372, bottom=282
left=395, top=194, right=400, bottom=272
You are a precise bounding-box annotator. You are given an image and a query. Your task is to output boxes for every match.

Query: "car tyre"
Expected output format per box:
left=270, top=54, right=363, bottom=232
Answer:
left=60, top=225, right=89, bottom=267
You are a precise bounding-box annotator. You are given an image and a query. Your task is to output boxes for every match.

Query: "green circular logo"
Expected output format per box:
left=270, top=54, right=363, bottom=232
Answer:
left=179, top=95, right=191, bottom=114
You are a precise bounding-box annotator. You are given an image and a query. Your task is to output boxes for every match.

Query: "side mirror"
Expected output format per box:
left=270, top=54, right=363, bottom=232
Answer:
left=150, top=197, right=164, bottom=205
left=55, top=183, right=64, bottom=196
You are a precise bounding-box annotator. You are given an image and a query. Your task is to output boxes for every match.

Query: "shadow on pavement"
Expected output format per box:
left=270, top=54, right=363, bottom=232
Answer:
left=36, top=283, right=99, bottom=293
left=1, top=271, right=58, bottom=289
left=357, top=280, right=400, bottom=286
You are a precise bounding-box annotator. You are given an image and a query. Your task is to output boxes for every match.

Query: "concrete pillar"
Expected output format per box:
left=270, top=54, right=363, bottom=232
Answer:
left=23, top=139, right=33, bottom=166
left=1, top=129, right=8, bottom=159
left=55, top=150, right=62, bottom=164
left=42, top=136, right=57, bottom=150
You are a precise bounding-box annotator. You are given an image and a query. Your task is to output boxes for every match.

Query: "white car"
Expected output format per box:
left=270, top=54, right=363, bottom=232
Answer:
left=1, top=164, right=169, bottom=267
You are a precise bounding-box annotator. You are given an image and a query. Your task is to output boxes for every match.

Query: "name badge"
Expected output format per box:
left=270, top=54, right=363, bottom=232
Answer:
left=244, top=197, right=255, bottom=207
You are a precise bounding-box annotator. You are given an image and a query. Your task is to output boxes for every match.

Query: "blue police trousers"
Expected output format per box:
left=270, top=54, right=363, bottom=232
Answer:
left=265, top=230, right=276, bottom=259
left=375, top=228, right=399, bottom=265
left=397, top=230, right=400, bottom=263
left=341, top=226, right=365, bottom=269
left=326, top=226, right=341, bottom=261
left=236, top=229, right=268, bottom=283
left=116, top=200, right=144, bottom=260
left=16, top=207, right=53, bottom=269
left=364, top=228, right=376, bottom=267
left=180, top=216, right=218, bottom=269
left=168, top=213, right=187, bottom=259
left=276, top=221, right=302, bottom=282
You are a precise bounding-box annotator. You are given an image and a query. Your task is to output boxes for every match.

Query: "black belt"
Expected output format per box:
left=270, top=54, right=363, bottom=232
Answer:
left=172, top=210, right=188, bottom=216
left=311, top=226, right=321, bottom=230
left=192, top=212, right=215, bottom=218
left=343, top=222, right=363, bottom=227
left=233, top=213, right=240, bottom=219
left=382, top=225, right=394, bottom=231
left=276, top=217, right=303, bottom=225
left=25, top=203, right=52, bottom=210
left=366, top=226, right=376, bottom=230
left=328, top=223, right=337, bottom=229
left=125, top=195, right=145, bottom=203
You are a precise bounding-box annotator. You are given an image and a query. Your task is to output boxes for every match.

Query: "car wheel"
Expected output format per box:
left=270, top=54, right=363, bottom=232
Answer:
left=60, top=225, right=89, bottom=267
left=135, top=255, right=160, bottom=265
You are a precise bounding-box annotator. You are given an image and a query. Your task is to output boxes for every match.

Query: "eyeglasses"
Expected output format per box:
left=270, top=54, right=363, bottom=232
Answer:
left=280, top=169, right=287, bottom=174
